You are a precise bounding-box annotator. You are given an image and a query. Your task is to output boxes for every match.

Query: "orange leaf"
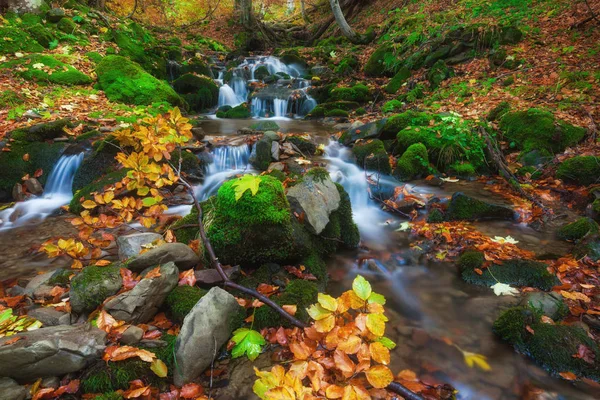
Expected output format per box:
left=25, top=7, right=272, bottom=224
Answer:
left=559, top=371, right=578, bottom=381
left=22, top=153, right=30, bottom=161
left=365, top=365, right=393, bottom=389
left=180, top=383, right=204, bottom=398
left=145, top=267, right=162, bottom=279
left=369, top=342, right=390, bottom=365
left=333, top=349, right=355, bottom=377
left=282, top=304, right=297, bottom=316
left=178, top=269, right=196, bottom=287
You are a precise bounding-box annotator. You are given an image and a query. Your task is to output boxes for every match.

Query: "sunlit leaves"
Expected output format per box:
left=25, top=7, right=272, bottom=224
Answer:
left=365, top=365, right=394, bottom=388
left=0, top=308, right=42, bottom=337
left=230, top=328, right=266, bottom=361
left=231, top=175, right=262, bottom=201
left=352, top=275, right=372, bottom=301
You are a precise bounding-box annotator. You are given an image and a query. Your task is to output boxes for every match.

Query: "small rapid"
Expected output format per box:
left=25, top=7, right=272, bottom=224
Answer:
left=0, top=153, right=84, bottom=231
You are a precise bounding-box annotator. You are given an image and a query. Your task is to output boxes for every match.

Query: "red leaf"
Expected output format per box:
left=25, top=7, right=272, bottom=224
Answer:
left=178, top=269, right=196, bottom=287
left=180, top=383, right=203, bottom=398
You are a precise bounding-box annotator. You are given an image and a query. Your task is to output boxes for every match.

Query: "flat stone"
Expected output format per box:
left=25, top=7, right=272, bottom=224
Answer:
left=268, top=162, right=285, bottom=172
left=104, top=262, right=178, bottom=324
left=127, top=242, right=200, bottom=272
left=0, top=324, right=106, bottom=381
left=120, top=325, right=144, bottom=345
left=27, top=307, right=68, bottom=326
left=174, top=287, right=241, bottom=386
left=117, top=232, right=163, bottom=260
left=24, top=271, right=54, bottom=298
left=194, top=266, right=239, bottom=285
left=286, top=174, right=341, bottom=234
left=0, top=378, right=27, bottom=400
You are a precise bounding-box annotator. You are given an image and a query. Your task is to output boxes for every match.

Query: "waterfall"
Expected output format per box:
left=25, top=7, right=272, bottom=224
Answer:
left=0, top=153, right=84, bottom=231
left=195, top=145, right=253, bottom=200
left=218, top=84, right=243, bottom=108
left=230, top=76, right=248, bottom=104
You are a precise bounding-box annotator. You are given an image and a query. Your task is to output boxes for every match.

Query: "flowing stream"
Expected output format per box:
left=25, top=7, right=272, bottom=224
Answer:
left=0, top=152, right=84, bottom=231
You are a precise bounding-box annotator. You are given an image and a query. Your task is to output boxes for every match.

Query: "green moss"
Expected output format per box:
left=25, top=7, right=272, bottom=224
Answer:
left=395, top=143, right=428, bottom=180
left=487, top=101, right=511, bottom=121
left=380, top=110, right=433, bottom=140
left=172, top=205, right=200, bottom=244
left=207, top=175, right=294, bottom=266
left=172, top=74, right=219, bottom=112
left=0, top=90, right=24, bottom=108
left=334, top=56, right=359, bottom=76
left=253, top=280, right=318, bottom=329
left=494, top=306, right=600, bottom=380
left=324, top=109, right=348, bottom=118
left=254, top=66, right=270, bottom=81
left=72, top=135, right=120, bottom=191
left=458, top=251, right=559, bottom=291
left=48, top=269, right=73, bottom=287
left=427, top=60, right=453, bottom=88
left=216, top=104, right=251, bottom=119
left=355, top=107, right=367, bottom=116
left=57, top=18, right=77, bottom=33
left=320, top=183, right=360, bottom=253
left=499, top=109, right=586, bottom=154
left=81, top=359, right=158, bottom=393
left=352, top=139, right=391, bottom=174
left=96, top=55, right=183, bottom=106
left=329, top=84, right=370, bottom=103
left=557, top=218, right=599, bottom=242
left=364, top=44, right=395, bottom=77
left=385, top=67, right=411, bottom=94
left=3, top=54, right=91, bottom=85
left=165, top=285, right=207, bottom=323
left=449, top=162, right=476, bottom=177
left=446, top=192, right=516, bottom=221
left=86, top=51, right=103, bottom=63
left=306, top=167, right=330, bottom=183
left=10, top=119, right=69, bottom=142
left=427, top=208, right=445, bottom=223
left=286, top=136, right=317, bottom=155
left=110, top=29, right=165, bottom=79
left=0, top=26, right=44, bottom=54
left=94, top=393, right=123, bottom=400
left=382, top=100, right=403, bottom=114
left=556, top=156, right=600, bottom=186
left=250, top=121, right=280, bottom=131
left=301, top=252, right=327, bottom=283
left=70, top=170, right=128, bottom=215
left=26, top=24, right=55, bottom=48
left=70, top=265, right=122, bottom=313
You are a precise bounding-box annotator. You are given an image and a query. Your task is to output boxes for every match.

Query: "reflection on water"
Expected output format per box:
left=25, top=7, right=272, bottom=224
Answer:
left=198, top=118, right=336, bottom=137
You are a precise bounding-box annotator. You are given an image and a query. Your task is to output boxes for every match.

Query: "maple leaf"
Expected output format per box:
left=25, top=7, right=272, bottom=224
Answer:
left=230, top=328, right=266, bottom=361
left=490, top=282, right=519, bottom=296
left=231, top=175, right=261, bottom=201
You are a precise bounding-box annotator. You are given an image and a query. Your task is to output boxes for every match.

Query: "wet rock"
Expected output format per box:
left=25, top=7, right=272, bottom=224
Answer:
left=120, top=325, right=144, bottom=345
left=127, top=243, right=200, bottom=272
left=12, top=183, right=26, bottom=201
left=194, top=266, right=239, bottom=286
left=117, top=232, right=163, bottom=260
left=268, top=162, right=285, bottom=172
left=70, top=265, right=122, bottom=314
left=174, top=287, right=241, bottom=386
left=249, top=137, right=273, bottom=171
left=340, top=119, right=387, bottom=145
left=574, top=234, right=600, bottom=262
left=27, top=307, right=69, bottom=326
left=24, top=271, right=54, bottom=298
left=24, top=178, right=43, bottom=195
left=191, top=127, right=205, bottom=142
left=523, top=292, right=568, bottom=321
left=271, top=141, right=280, bottom=161
left=41, top=377, right=60, bottom=389
left=263, top=131, right=279, bottom=141
left=215, top=352, right=273, bottom=400
left=0, top=324, right=106, bottom=380
left=104, top=262, right=178, bottom=324
left=446, top=192, right=516, bottom=221
left=286, top=171, right=341, bottom=234
left=0, top=378, right=27, bottom=400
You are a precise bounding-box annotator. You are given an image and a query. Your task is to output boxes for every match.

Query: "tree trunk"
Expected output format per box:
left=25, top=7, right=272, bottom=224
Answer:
left=328, top=0, right=369, bottom=44
left=300, top=0, right=310, bottom=23
left=238, top=0, right=254, bottom=27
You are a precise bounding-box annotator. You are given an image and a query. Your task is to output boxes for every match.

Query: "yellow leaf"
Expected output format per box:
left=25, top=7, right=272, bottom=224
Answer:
left=82, top=200, right=97, bottom=209
left=366, top=313, right=387, bottom=337
left=314, top=314, right=336, bottom=333
left=463, top=351, right=491, bottom=371
left=318, top=293, right=338, bottom=312
left=369, top=341, right=390, bottom=365
left=365, top=365, right=393, bottom=389
left=150, top=359, right=168, bottom=378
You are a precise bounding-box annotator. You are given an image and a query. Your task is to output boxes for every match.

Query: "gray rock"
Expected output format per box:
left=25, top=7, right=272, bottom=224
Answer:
left=24, top=178, right=43, bottom=195
left=286, top=173, right=341, bottom=234
left=215, top=353, right=272, bottom=400
left=24, top=271, right=54, bottom=298
left=310, top=65, right=333, bottom=78
left=127, top=242, right=200, bottom=272
left=263, top=131, right=279, bottom=141
left=12, top=183, right=26, bottom=202
left=104, top=262, right=178, bottom=323
left=268, top=162, right=285, bottom=172
left=0, top=378, right=27, bottom=400
left=0, top=324, right=106, bottom=380
left=46, top=8, right=65, bottom=23
left=41, top=376, right=60, bottom=389
left=174, top=287, right=241, bottom=386
left=191, top=127, right=205, bottom=142
left=271, top=141, right=280, bottom=161
left=194, top=266, right=239, bottom=285
left=27, top=307, right=68, bottom=326
left=70, top=266, right=123, bottom=314
left=120, top=325, right=144, bottom=345
left=341, top=119, right=387, bottom=145
left=117, top=232, right=163, bottom=260
left=523, top=292, right=567, bottom=320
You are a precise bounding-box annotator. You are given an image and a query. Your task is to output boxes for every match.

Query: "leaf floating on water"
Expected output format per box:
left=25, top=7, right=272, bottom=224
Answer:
left=491, top=235, right=519, bottom=244
left=490, top=283, right=519, bottom=296
left=395, top=221, right=411, bottom=232
left=462, top=351, right=491, bottom=371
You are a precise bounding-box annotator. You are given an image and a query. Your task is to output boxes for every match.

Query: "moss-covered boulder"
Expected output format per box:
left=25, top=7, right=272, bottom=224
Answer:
left=253, top=280, right=318, bottom=329
left=487, top=101, right=511, bottom=121
left=315, top=183, right=360, bottom=255
left=446, top=192, right=516, bottom=221
left=574, top=235, right=600, bottom=261
left=499, top=109, right=586, bottom=154
left=96, top=55, right=183, bottom=106
left=254, top=65, right=270, bottom=81
left=70, top=265, right=123, bottom=314
left=206, top=175, right=294, bottom=266
left=3, top=54, right=91, bottom=85
left=165, top=285, right=207, bottom=323
left=26, top=24, right=55, bottom=48
left=352, top=139, right=391, bottom=174
left=556, top=156, right=600, bottom=186
left=380, top=110, right=433, bottom=140
left=72, top=136, right=121, bottom=193
left=216, top=104, right=251, bottom=119
left=458, top=251, right=559, bottom=290
left=172, top=73, right=219, bottom=112
left=325, top=109, right=349, bottom=118
left=249, top=137, right=273, bottom=171
left=334, top=55, right=359, bottom=76
left=57, top=17, right=77, bottom=33
left=448, top=162, right=476, bottom=178
left=427, top=60, right=453, bottom=88
left=395, top=143, right=429, bottom=180
left=385, top=67, right=411, bottom=94
left=0, top=26, right=44, bottom=54
left=494, top=306, right=600, bottom=381
left=329, top=84, right=370, bottom=103
left=286, top=136, right=317, bottom=155
left=364, top=44, right=395, bottom=77
left=557, top=217, right=599, bottom=242
left=250, top=120, right=280, bottom=131
left=110, top=28, right=166, bottom=79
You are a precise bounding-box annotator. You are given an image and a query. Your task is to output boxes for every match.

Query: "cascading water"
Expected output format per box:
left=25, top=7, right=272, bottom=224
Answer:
left=217, top=84, right=243, bottom=108
left=0, top=153, right=84, bottom=231
left=196, top=144, right=253, bottom=200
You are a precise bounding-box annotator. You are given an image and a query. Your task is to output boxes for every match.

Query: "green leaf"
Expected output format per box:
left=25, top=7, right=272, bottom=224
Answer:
left=306, top=304, right=331, bottom=321
left=231, top=328, right=266, bottom=361
left=231, top=175, right=262, bottom=201
left=352, top=275, right=372, bottom=301
left=377, top=337, right=397, bottom=350
left=142, top=197, right=157, bottom=207
left=367, top=292, right=386, bottom=305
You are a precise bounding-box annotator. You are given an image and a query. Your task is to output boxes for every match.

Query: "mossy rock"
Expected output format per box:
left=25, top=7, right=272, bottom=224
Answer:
left=385, top=67, right=411, bottom=94
left=0, top=26, right=44, bottom=54
left=286, top=136, right=317, bottom=155
left=254, top=66, right=270, bottom=81
left=364, top=44, right=395, bottom=77
left=574, top=235, right=600, bottom=262
left=325, top=109, right=349, bottom=118
left=86, top=51, right=103, bottom=64
left=493, top=306, right=600, bottom=381
left=249, top=120, right=280, bottom=131
left=448, top=162, right=476, bottom=177
left=556, top=156, right=600, bottom=186
left=180, top=57, right=212, bottom=78
left=499, top=109, right=586, bottom=154
left=557, top=218, right=599, bottom=242
left=72, top=136, right=121, bottom=193
left=382, top=100, right=403, bottom=114
left=172, top=73, right=219, bottom=112
left=380, top=110, right=433, bottom=140
left=47, top=269, right=73, bottom=287
left=3, top=54, right=91, bottom=85
left=206, top=175, right=295, bottom=266
left=395, top=143, right=428, bottom=180
left=280, top=52, right=307, bottom=69
left=300, top=252, right=327, bottom=284
left=334, top=56, right=359, bottom=76
left=172, top=205, right=200, bottom=245
left=216, top=104, right=251, bottom=119
left=446, top=192, right=516, bottom=221
left=249, top=137, right=272, bottom=171
left=487, top=101, right=511, bottom=121
left=46, top=8, right=65, bottom=23
left=458, top=251, right=559, bottom=291
left=70, top=169, right=128, bottom=215
left=355, top=107, right=366, bottom=116
left=10, top=119, right=69, bottom=142
left=427, top=208, right=445, bottom=223
left=253, top=279, right=318, bottom=329
left=352, top=139, right=391, bottom=174
left=26, top=24, right=55, bottom=48
left=427, top=60, right=453, bottom=88
left=96, top=56, right=183, bottom=106
left=165, top=285, right=207, bottom=323
left=70, top=265, right=123, bottom=314
left=57, top=17, right=77, bottom=33
left=329, top=84, right=370, bottom=103
left=110, top=29, right=165, bottom=79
